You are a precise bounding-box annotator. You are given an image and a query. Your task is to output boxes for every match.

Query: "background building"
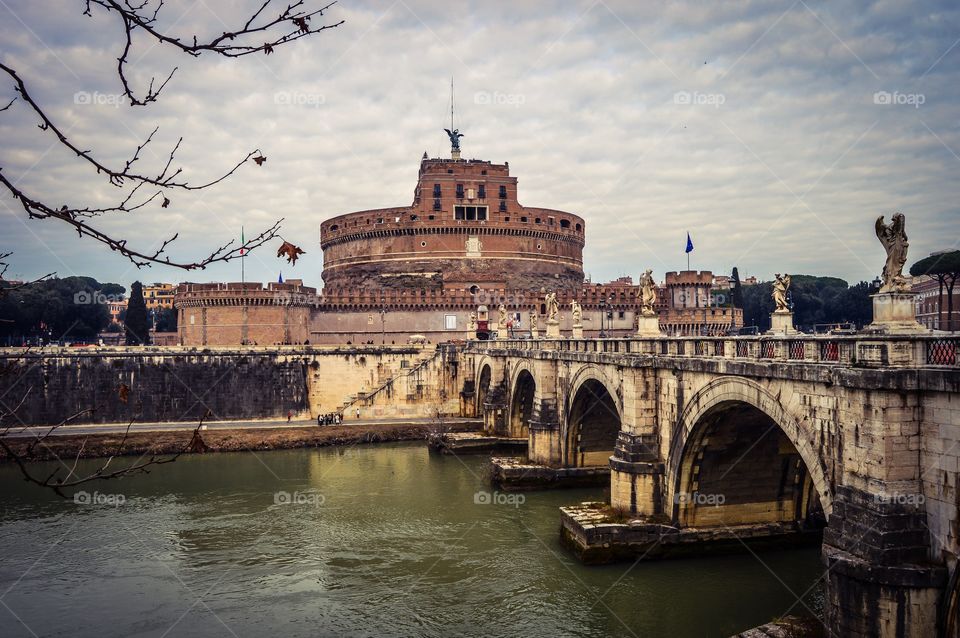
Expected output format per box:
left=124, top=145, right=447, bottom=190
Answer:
left=143, top=283, right=175, bottom=310
left=913, top=275, right=960, bottom=331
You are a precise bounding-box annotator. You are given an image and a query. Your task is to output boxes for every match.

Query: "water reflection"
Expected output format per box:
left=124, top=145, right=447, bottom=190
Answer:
left=0, top=442, right=822, bottom=637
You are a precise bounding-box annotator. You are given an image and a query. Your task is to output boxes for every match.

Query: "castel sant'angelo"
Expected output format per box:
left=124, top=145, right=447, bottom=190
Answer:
left=175, top=131, right=742, bottom=345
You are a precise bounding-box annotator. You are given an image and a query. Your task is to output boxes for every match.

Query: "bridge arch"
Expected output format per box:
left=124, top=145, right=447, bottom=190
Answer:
left=476, top=361, right=492, bottom=413
left=564, top=366, right=621, bottom=468
left=508, top=362, right=537, bottom=439
left=667, top=376, right=832, bottom=529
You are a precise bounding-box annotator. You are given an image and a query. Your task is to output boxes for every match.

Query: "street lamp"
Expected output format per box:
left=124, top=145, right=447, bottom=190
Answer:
left=599, top=297, right=606, bottom=338
left=607, top=296, right=614, bottom=336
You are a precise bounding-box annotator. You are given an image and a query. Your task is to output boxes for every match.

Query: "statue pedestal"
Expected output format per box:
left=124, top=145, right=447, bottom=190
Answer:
left=768, top=311, right=798, bottom=335
left=636, top=314, right=662, bottom=337
left=572, top=324, right=584, bottom=339
left=546, top=319, right=560, bottom=339
left=530, top=329, right=538, bottom=339
left=866, top=292, right=926, bottom=334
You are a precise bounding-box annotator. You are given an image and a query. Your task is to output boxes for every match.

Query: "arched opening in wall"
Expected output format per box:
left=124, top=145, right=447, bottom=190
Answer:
left=509, top=370, right=535, bottom=439
left=477, top=365, right=491, bottom=413
left=674, top=402, right=826, bottom=533
left=566, top=379, right=620, bottom=467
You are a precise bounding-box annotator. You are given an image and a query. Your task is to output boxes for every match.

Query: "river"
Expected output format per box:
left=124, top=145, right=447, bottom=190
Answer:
left=0, top=442, right=823, bottom=637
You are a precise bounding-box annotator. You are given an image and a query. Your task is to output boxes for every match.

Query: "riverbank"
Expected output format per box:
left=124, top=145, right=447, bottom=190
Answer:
left=0, top=419, right=482, bottom=463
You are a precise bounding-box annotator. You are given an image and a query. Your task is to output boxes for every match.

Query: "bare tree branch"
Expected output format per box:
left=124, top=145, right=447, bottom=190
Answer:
left=0, top=1, right=341, bottom=270
left=0, top=252, right=55, bottom=297
left=0, top=385, right=210, bottom=498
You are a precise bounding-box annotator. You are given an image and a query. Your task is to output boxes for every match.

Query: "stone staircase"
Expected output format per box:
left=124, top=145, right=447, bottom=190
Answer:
left=336, top=348, right=440, bottom=416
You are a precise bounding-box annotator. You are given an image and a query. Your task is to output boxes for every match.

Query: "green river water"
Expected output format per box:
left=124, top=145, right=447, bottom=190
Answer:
left=0, top=442, right=823, bottom=637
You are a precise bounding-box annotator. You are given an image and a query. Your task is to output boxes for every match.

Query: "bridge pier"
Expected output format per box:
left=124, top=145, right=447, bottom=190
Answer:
left=822, top=486, right=947, bottom=637
left=610, top=432, right=664, bottom=517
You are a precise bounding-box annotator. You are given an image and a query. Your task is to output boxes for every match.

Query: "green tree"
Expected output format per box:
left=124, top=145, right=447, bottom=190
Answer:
left=154, top=308, right=178, bottom=332
left=125, top=282, right=151, bottom=345
left=910, top=250, right=960, bottom=331
left=739, top=275, right=878, bottom=331
left=0, top=276, right=115, bottom=343
left=731, top=267, right=744, bottom=309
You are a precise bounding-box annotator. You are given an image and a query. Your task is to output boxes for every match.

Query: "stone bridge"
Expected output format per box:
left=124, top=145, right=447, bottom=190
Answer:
left=461, top=334, right=960, bottom=638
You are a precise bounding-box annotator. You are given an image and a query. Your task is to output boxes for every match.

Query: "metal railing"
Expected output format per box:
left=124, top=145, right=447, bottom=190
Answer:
left=465, top=334, right=960, bottom=368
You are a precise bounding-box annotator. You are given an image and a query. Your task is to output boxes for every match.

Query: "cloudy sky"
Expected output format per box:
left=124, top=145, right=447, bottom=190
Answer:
left=1, top=0, right=958, bottom=290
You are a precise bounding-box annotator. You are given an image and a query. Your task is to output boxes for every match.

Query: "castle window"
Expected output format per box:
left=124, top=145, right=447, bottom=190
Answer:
left=330, top=224, right=339, bottom=231
left=499, top=200, right=507, bottom=212
left=504, top=216, right=510, bottom=222
left=433, top=184, right=441, bottom=197
left=498, top=185, right=507, bottom=198
left=410, top=214, right=418, bottom=221
left=535, top=218, right=541, bottom=224
left=548, top=216, right=555, bottom=225
left=428, top=215, right=435, bottom=220
left=376, top=218, right=383, bottom=224
left=433, top=198, right=441, bottom=211
left=456, top=184, right=464, bottom=199
left=455, top=205, right=488, bottom=221
left=478, top=184, right=486, bottom=199
left=575, top=223, right=582, bottom=232
left=447, top=169, right=453, bottom=174
left=481, top=170, right=487, bottom=175
left=520, top=216, right=528, bottom=222
left=559, top=219, right=570, bottom=229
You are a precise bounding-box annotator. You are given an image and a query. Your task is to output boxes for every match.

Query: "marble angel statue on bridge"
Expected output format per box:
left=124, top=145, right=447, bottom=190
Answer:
left=639, top=269, right=657, bottom=316
left=545, top=291, right=559, bottom=323
left=875, top=213, right=909, bottom=293
left=772, top=273, right=791, bottom=313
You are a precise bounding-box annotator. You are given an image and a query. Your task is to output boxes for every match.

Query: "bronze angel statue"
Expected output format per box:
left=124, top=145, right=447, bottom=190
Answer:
left=444, top=128, right=464, bottom=151
left=875, top=213, right=909, bottom=293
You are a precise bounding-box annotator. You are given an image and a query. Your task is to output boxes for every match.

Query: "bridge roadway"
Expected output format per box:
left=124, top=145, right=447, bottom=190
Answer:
left=461, top=333, right=960, bottom=638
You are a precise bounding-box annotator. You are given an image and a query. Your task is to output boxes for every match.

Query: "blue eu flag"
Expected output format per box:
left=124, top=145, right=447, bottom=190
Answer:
left=685, top=232, right=694, bottom=253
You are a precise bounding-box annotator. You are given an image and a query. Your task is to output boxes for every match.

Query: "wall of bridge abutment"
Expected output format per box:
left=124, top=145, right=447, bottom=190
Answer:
left=462, top=335, right=960, bottom=638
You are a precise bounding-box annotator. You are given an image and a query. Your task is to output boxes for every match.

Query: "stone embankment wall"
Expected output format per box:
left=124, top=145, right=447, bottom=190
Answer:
left=0, top=345, right=461, bottom=426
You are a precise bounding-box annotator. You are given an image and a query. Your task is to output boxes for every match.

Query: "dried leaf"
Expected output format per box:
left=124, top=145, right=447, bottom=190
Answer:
left=293, top=16, right=310, bottom=33
left=277, top=240, right=305, bottom=265
left=263, top=43, right=274, bottom=55
left=253, top=155, right=266, bottom=166
left=161, top=197, right=170, bottom=208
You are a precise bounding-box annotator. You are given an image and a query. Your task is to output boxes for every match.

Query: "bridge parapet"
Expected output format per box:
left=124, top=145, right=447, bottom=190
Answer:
left=467, top=334, right=960, bottom=369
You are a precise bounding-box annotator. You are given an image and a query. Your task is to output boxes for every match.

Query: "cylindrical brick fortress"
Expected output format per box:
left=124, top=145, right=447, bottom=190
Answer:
left=320, top=157, right=585, bottom=292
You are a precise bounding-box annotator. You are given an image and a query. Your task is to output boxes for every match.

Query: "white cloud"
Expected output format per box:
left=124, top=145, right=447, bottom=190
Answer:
left=0, top=0, right=958, bottom=289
